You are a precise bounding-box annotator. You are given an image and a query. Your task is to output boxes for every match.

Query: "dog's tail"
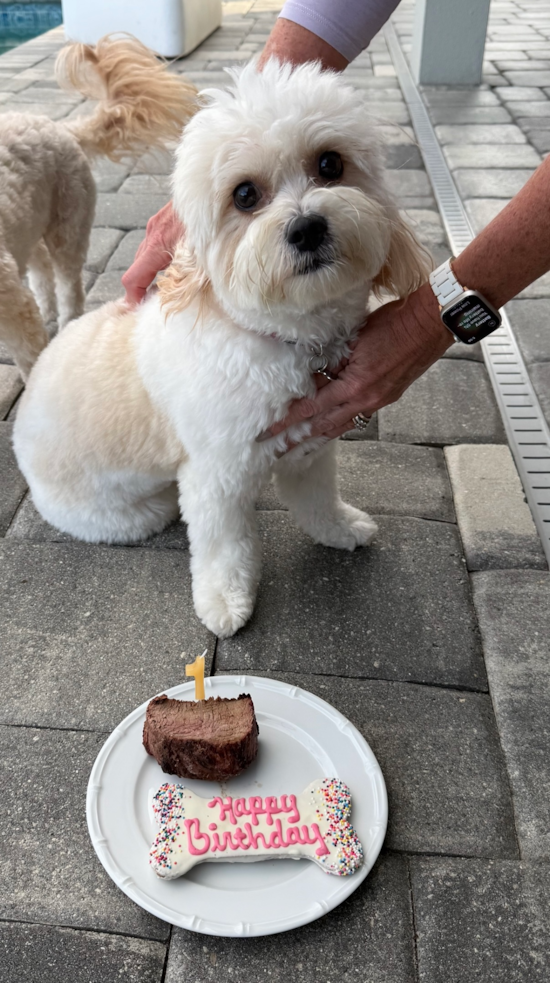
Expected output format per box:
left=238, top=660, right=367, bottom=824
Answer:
left=56, top=34, right=198, bottom=161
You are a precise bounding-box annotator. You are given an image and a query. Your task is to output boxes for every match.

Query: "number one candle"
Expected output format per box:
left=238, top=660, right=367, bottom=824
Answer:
left=185, top=650, right=207, bottom=701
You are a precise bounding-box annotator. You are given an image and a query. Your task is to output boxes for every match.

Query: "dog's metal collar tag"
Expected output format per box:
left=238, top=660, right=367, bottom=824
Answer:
left=308, top=345, right=328, bottom=373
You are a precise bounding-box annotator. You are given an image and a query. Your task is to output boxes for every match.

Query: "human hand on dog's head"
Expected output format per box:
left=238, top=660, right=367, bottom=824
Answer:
left=122, top=202, right=185, bottom=306
left=258, top=282, right=452, bottom=446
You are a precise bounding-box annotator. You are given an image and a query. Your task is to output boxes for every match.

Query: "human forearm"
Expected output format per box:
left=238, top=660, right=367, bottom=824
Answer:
left=258, top=18, right=348, bottom=71
left=453, top=154, right=550, bottom=308
left=275, top=0, right=402, bottom=63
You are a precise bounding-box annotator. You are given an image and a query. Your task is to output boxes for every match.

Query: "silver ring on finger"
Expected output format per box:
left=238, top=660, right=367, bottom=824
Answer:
left=352, top=412, right=371, bottom=431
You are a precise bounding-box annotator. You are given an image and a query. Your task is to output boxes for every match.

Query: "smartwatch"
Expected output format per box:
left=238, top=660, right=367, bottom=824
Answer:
left=429, top=259, right=502, bottom=345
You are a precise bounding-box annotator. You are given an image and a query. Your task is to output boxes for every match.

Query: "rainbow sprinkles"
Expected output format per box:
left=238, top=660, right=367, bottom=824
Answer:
left=149, top=778, right=363, bottom=878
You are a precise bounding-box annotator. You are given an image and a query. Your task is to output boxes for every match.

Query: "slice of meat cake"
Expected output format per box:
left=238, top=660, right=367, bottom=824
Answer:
left=143, top=693, right=259, bottom=781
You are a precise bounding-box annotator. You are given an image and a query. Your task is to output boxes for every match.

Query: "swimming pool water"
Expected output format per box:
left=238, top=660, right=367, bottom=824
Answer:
left=0, top=2, right=62, bottom=55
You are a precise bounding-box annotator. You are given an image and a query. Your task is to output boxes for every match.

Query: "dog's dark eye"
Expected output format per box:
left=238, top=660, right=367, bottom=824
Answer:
left=318, top=151, right=343, bottom=180
left=233, top=182, right=261, bottom=211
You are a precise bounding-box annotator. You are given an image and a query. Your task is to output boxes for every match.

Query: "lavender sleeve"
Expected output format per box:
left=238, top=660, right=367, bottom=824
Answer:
left=278, top=0, right=401, bottom=62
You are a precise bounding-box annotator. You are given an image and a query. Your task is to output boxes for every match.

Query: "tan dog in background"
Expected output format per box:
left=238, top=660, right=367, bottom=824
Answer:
left=0, top=35, right=197, bottom=379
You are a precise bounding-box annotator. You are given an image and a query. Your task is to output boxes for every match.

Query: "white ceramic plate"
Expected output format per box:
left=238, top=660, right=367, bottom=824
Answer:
left=87, top=675, right=387, bottom=937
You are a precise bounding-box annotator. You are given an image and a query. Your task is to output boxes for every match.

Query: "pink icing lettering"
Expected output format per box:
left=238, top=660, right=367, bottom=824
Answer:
left=207, top=796, right=236, bottom=825
left=274, top=818, right=291, bottom=848
left=269, top=828, right=283, bottom=849
left=299, top=822, right=330, bottom=856
left=247, top=796, right=265, bottom=826
left=243, top=823, right=270, bottom=850
left=211, top=830, right=238, bottom=852
left=286, top=794, right=300, bottom=824
left=280, top=794, right=301, bottom=823
left=311, top=822, right=330, bottom=857
left=263, top=795, right=281, bottom=826
left=286, top=825, right=302, bottom=846
left=233, top=798, right=250, bottom=819
left=184, top=818, right=210, bottom=856
left=208, top=823, right=217, bottom=831
left=232, top=827, right=250, bottom=850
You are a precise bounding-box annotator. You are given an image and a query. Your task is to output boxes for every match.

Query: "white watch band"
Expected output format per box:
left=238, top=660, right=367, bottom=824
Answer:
left=429, top=259, right=464, bottom=307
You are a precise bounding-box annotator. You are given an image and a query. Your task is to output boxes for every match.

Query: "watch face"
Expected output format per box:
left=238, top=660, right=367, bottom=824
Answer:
left=441, top=292, right=501, bottom=343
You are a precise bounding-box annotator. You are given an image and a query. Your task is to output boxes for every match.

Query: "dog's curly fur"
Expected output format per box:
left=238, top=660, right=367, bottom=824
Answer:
left=0, top=35, right=197, bottom=379
left=14, top=60, right=432, bottom=638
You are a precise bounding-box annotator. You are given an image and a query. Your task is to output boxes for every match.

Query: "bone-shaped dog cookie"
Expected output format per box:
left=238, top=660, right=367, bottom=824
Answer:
left=149, top=778, right=363, bottom=878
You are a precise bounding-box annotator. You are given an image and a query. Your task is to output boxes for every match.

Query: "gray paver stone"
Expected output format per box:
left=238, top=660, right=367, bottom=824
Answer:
left=442, top=341, right=484, bottom=361
left=217, top=512, right=486, bottom=690
left=422, top=89, right=500, bottom=106
left=369, top=102, right=410, bottom=125
left=495, top=86, right=548, bottom=102
left=0, top=725, right=169, bottom=938
left=85, top=271, right=124, bottom=305
left=166, top=855, right=416, bottom=983
left=443, top=144, right=541, bottom=168
left=378, top=123, right=414, bottom=144
left=354, top=86, right=403, bottom=103
left=506, top=299, right=550, bottom=363
left=8, top=87, right=82, bottom=105
left=336, top=441, right=455, bottom=521
left=445, top=445, right=546, bottom=570
left=504, top=71, right=550, bottom=86
left=257, top=441, right=454, bottom=521
left=224, top=671, right=516, bottom=857
left=498, top=61, right=550, bottom=72
left=0, top=923, right=166, bottom=983
left=384, top=144, right=423, bottom=169
left=0, top=542, right=212, bottom=730
left=0, top=423, right=26, bottom=535
left=91, top=157, right=133, bottom=193
left=400, top=208, right=445, bottom=248
left=378, top=360, right=506, bottom=446
left=472, top=571, right=550, bottom=859
left=132, top=148, right=175, bottom=175
left=0, top=76, right=34, bottom=92
left=429, top=107, right=512, bottom=124
left=435, top=124, right=526, bottom=144
left=106, top=230, right=146, bottom=271
left=85, top=228, right=125, bottom=274
left=508, top=101, right=550, bottom=119
left=454, top=168, right=532, bottom=198
left=395, top=194, right=435, bottom=209
left=530, top=362, right=550, bottom=425
left=94, top=193, right=169, bottom=230
left=516, top=117, right=550, bottom=132
left=517, top=271, right=550, bottom=299
left=526, top=129, right=550, bottom=153
left=411, top=858, right=550, bottom=983
left=0, top=364, right=22, bottom=419
left=0, top=101, right=70, bottom=119
left=119, top=174, right=172, bottom=195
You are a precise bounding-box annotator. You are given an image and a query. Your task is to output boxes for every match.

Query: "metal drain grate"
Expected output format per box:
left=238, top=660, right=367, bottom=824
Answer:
left=385, top=21, right=550, bottom=565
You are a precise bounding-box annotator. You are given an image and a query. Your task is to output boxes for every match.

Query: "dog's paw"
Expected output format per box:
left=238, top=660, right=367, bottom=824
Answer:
left=313, top=504, right=378, bottom=551
left=194, top=586, right=255, bottom=638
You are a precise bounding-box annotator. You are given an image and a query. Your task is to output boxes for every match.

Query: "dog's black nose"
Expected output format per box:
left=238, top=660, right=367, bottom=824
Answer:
left=286, top=214, right=328, bottom=253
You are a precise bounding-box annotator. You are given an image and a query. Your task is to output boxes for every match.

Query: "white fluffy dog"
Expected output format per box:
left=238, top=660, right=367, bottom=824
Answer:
left=0, top=35, right=196, bottom=379
left=14, top=60, right=430, bottom=638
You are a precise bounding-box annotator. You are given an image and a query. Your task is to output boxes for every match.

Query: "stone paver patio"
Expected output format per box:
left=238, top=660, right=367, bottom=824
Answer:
left=1, top=2, right=550, bottom=980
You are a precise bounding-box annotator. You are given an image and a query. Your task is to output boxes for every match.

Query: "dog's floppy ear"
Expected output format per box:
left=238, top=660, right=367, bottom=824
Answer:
left=372, top=212, right=432, bottom=300
left=158, top=244, right=211, bottom=315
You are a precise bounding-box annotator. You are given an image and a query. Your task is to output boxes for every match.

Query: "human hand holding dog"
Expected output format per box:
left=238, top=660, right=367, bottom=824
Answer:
left=122, top=202, right=184, bottom=306
left=259, top=283, right=452, bottom=444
